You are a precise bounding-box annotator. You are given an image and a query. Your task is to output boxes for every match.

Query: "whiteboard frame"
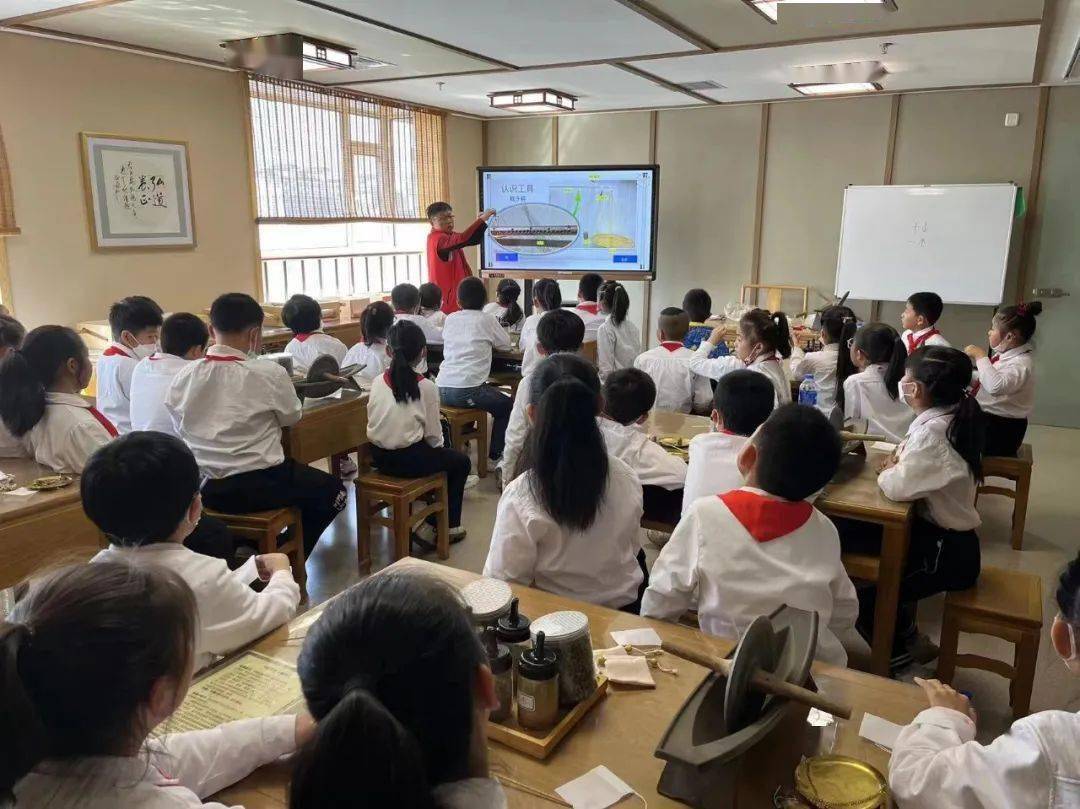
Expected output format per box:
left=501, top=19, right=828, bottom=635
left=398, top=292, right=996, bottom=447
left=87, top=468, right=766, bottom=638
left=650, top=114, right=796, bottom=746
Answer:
left=834, top=183, right=1017, bottom=306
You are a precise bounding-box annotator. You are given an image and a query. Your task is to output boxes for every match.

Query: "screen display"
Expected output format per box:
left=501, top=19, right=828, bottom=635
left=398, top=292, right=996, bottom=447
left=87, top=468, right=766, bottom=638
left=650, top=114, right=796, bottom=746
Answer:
left=479, top=166, right=657, bottom=276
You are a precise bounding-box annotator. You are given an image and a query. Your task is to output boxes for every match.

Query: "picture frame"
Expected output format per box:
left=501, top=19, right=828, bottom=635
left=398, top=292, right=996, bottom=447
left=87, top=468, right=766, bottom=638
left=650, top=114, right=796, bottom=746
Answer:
left=79, top=133, right=196, bottom=250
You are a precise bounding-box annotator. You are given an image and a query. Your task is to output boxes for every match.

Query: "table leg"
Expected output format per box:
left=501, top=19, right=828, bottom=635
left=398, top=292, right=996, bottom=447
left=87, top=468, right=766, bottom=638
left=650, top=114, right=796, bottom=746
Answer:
left=870, top=521, right=910, bottom=676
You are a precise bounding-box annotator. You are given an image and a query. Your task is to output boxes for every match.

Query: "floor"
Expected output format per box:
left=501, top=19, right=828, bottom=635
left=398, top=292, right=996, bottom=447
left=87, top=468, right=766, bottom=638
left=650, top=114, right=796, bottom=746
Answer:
left=305, top=424, right=1080, bottom=741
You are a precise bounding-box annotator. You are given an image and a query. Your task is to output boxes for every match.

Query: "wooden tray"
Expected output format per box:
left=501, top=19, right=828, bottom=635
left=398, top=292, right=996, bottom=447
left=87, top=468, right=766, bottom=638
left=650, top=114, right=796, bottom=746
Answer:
left=486, top=675, right=609, bottom=760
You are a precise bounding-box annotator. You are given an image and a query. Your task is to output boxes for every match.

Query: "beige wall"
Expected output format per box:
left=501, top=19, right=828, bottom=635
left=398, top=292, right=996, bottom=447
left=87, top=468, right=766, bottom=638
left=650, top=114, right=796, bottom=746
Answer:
left=444, top=114, right=484, bottom=271
left=0, top=32, right=258, bottom=328
left=486, top=117, right=553, bottom=167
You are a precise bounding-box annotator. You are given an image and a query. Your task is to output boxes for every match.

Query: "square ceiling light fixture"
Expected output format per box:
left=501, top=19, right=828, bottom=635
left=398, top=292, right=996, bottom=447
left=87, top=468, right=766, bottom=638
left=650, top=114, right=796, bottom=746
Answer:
left=489, top=89, right=577, bottom=114
left=791, top=81, right=882, bottom=95
left=790, top=60, right=886, bottom=96
left=746, top=0, right=897, bottom=24
left=301, top=38, right=357, bottom=71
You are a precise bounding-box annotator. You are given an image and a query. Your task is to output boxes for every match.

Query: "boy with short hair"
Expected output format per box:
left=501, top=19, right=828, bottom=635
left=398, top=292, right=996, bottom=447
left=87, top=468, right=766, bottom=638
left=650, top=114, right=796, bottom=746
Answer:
left=87, top=432, right=300, bottom=670
left=601, top=367, right=687, bottom=525
left=633, top=307, right=712, bottom=414
left=425, top=202, right=495, bottom=315
left=682, top=288, right=729, bottom=359
left=130, top=312, right=209, bottom=436
left=574, top=272, right=605, bottom=341
left=281, top=294, right=347, bottom=373
left=391, top=282, right=443, bottom=345
left=682, top=370, right=775, bottom=514
left=499, top=308, right=585, bottom=484
left=166, top=292, right=347, bottom=558
left=901, top=292, right=949, bottom=353
left=643, top=404, right=859, bottom=666
left=418, top=282, right=447, bottom=328
left=98, top=295, right=164, bottom=434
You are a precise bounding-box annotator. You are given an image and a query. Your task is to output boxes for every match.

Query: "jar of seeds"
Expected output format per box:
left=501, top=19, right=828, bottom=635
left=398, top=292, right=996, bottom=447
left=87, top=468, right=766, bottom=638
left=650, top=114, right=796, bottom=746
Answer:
left=461, top=578, right=513, bottom=629
left=530, top=610, right=595, bottom=706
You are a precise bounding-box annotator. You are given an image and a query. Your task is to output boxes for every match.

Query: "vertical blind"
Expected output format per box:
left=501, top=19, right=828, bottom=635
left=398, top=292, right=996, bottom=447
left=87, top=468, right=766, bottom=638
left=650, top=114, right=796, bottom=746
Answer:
left=247, top=75, right=446, bottom=223
left=0, top=123, right=17, bottom=235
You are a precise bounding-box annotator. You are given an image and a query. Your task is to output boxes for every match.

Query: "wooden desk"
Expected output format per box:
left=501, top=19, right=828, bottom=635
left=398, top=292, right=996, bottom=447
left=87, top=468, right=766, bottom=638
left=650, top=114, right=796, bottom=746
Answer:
left=0, top=458, right=100, bottom=589
left=703, top=319, right=820, bottom=352
left=282, top=390, right=368, bottom=465
left=214, top=558, right=924, bottom=808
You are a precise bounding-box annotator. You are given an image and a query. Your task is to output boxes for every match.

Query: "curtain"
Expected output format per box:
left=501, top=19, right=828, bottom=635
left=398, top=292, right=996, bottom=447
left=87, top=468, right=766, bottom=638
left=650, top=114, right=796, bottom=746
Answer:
left=247, top=75, right=446, bottom=223
left=0, top=123, right=17, bottom=235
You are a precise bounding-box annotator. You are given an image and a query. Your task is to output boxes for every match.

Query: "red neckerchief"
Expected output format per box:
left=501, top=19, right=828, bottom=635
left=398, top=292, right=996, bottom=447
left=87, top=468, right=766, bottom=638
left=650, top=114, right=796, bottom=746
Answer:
left=660, top=341, right=684, bottom=353
left=718, top=489, right=813, bottom=543
left=102, top=344, right=136, bottom=359
left=382, top=371, right=425, bottom=386
left=294, top=333, right=315, bottom=343
left=203, top=355, right=243, bottom=363
left=578, top=302, right=599, bottom=315
left=906, top=328, right=940, bottom=353
left=86, top=406, right=119, bottom=437
left=969, top=354, right=1001, bottom=397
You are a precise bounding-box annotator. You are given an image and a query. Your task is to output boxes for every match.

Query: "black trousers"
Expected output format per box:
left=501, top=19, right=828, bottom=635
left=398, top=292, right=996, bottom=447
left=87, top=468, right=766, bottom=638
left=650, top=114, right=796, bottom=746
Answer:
left=370, top=441, right=471, bottom=527
left=983, top=412, right=1027, bottom=457
left=642, top=485, right=684, bottom=528
left=201, top=459, right=347, bottom=557
left=183, top=514, right=236, bottom=564
left=619, top=549, right=651, bottom=616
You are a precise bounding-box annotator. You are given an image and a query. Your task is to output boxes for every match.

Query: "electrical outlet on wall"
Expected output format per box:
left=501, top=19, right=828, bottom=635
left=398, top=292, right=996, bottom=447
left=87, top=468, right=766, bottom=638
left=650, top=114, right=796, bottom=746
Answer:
left=1004, top=113, right=1020, bottom=127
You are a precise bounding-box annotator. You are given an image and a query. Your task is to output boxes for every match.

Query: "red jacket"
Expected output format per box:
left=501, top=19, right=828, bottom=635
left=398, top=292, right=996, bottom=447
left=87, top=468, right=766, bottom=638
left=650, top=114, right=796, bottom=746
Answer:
left=426, top=218, right=486, bottom=314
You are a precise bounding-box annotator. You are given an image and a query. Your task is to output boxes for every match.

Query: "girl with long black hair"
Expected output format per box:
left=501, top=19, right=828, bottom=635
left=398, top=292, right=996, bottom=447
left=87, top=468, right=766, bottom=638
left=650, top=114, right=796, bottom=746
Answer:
left=482, top=278, right=525, bottom=334
left=483, top=353, right=645, bottom=612
left=792, top=305, right=857, bottom=424
left=844, top=322, right=913, bottom=443
left=343, top=300, right=394, bottom=387
left=596, top=280, right=641, bottom=381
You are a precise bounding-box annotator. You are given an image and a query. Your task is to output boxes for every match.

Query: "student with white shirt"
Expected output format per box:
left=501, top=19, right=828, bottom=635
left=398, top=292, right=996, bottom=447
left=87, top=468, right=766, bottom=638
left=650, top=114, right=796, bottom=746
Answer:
left=368, top=320, right=470, bottom=544
left=86, top=432, right=299, bottom=670
left=484, top=354, right=645, bottom=612
left=0, top=325, right=116, bottom=474
left=634, top=307, right=713, bottom=414
left=5, top=561, right=313, bottom=808
left=391, top=282, right=445, bottom=344
left=844, top=322, right=913, bottom=444
left=792, top=305, right=857, bottom=425
left=901, top=291, right=950, bottom=353
left=167, top=293, right=346, bottom=558
left=482, top=278, right=525, bottom=334
left=499, top=309, right=585, bottom=485
left=436, top=277, right=513, bottom=461
left=688, top=308, right=794, bottom=405
left=418, top=282, right=448, bottom=329
left=290, top=572, right=507, bottom=809
left=841, top=346, right=984, bottom=669
left=574, top=272, right=606, bottom=341
left=964, top=301, right=1041, bottom=457
left=596, top=280, right=641, bottom=381
left=97, top=295, right=164, bottom=435
left=682, top=369, right=775, bottom=514
left=888, top=552, right=1080, bottom=809
left=281, top=293, right=348, bottom=374
left=518, top=278, right=562, bottom=376
left=130, top=312, right=208, bottom=436
left=343, top=301, right=394, bottom=387
left=0, top=314, right=27, bottom=458
left=643, top=404, right=859, bottom=667
left=601, top=367, right=686, bottom=526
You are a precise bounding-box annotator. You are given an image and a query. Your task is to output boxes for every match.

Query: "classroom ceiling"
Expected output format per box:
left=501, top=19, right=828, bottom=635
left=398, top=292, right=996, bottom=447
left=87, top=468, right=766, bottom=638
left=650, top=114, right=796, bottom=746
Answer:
left=3, top=0, right=1078, bottom=117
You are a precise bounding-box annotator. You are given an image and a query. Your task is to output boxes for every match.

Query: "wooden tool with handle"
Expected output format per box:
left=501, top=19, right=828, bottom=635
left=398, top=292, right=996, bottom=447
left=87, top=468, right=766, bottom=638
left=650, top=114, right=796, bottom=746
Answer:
left=661, top=638, right=853, bottom=720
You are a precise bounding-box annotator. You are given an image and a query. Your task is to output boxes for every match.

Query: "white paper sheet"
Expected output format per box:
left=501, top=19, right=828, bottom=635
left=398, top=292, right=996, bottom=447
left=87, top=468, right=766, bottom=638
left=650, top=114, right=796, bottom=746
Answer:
left=609, top=627, right=663, bottom=647
left=556, top=766, right=635, bottom=809
left=859, top=713, right=904, bottom=751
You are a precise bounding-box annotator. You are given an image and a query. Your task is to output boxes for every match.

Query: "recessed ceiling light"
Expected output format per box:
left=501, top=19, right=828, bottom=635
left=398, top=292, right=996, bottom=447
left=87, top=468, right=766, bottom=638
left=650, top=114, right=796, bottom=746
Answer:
left=745, top=0, right=897, bottom=23
left=790, top=81, right=883, bottom=96
left=301, top=38, right=358, bottom=71
left=489, top=89, right=577, bottom=114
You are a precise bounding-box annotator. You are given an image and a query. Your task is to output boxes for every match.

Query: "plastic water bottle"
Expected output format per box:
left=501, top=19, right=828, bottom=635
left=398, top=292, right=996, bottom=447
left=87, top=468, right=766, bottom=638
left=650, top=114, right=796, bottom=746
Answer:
left=798, top=374, right=818, bottom=407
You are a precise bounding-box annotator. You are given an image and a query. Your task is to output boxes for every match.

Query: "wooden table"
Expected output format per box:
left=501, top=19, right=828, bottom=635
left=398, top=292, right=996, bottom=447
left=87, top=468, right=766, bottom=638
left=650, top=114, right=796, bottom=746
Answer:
left=281, top=390, right=368, bottom=465
left=703, top=319, right=820, bottom=351
left=644, top=411, right=912, bottom=677
left=0, top=458, right=100, bottom=590
left=215, top=558, right=924, bottom=808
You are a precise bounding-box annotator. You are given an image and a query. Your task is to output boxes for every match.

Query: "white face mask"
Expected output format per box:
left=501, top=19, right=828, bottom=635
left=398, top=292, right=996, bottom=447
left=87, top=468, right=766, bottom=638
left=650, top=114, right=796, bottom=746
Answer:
left=897, top=381, right=917, bottom=405
left=132, top=342, right=157, bottom=360
left=1060, top=616, right=1080, bottom=673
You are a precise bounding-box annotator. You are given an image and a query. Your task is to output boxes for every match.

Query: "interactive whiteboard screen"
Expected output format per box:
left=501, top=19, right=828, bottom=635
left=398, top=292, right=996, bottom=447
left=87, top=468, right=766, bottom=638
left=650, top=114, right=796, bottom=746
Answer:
left=835, top=184, right=1017, bottom=306
left=479, top=165, right=658, bottom=278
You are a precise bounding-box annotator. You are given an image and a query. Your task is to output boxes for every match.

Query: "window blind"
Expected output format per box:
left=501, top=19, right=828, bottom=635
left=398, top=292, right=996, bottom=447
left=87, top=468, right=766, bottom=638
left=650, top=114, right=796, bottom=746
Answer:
left=247, top=75, right=446, bottom=223
left=0, top=123, right=17, bottom=235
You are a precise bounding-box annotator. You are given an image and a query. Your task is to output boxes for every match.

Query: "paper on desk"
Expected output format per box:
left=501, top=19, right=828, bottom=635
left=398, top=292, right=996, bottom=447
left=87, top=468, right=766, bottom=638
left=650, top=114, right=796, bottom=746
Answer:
left=3, top=487, right=36, bottom=497
left=153, top=651, right=303, bottom=737
left=232, top=555, right=260, bottom=586
left=610, top=627, right=662, bottom=647
left=871, top=441, right=899, bottom=453
left=556, top=766, right=635, bottom=809
left=859, top=713, right=904, bottom=751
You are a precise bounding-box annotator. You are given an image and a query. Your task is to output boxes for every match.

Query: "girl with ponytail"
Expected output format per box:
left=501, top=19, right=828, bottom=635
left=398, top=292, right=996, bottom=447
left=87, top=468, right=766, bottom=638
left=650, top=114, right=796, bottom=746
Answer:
left=596, top=281, right=641, bottom=381
left=484, top=353, right=646, bottom=612
left=367, top=321, right=472, bottom=542
left=343, top=301, right=394, bottom=387
left=0, top=325, right=116, bottom=473
left=845, top=322, right=913, bottom=443
left=688, top=308, right=793, bottom=404
left=518, top=278, right=562, bottom=376
left=7, top=561, right=310, bottom=807
left=964, top=300, right=1042, bottom=457
left=290, top=572, right=503, bottom=809
left=793, top=305, right=857, bottom=425
left=889, top=549, right=1080, bottom=808
left=483, top=278, right=525, bottom=334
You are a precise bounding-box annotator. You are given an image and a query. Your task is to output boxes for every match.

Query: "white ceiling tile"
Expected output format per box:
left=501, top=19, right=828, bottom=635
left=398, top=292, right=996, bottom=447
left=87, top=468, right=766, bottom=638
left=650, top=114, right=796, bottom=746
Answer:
left=1, top=1, right=96, bottom=22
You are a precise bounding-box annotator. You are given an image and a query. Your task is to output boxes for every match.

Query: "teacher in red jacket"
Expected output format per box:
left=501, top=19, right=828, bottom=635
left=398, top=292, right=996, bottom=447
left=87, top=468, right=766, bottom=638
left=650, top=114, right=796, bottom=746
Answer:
left=425, top=202, right=495, bottom=314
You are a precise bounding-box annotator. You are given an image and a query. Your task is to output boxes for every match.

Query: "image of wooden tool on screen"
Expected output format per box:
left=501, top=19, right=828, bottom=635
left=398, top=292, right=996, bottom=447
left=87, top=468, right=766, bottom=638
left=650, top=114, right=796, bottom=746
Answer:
left=292, top=354, right=362, bottom=402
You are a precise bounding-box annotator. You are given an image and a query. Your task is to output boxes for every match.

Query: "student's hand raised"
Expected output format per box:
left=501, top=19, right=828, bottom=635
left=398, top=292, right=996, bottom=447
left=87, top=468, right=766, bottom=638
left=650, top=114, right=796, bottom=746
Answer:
left=963, top=345, right=988, bottom=361
left=708, top=326, right=726, bottom=346
left=914, top=677, right=976, bottom=721
left=255, top=553, right=292, bottom=580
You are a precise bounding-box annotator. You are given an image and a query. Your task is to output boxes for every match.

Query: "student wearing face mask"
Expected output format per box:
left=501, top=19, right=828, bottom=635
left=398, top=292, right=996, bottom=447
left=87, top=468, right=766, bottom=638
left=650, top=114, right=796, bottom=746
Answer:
left=97, top=295, right=164, bottom=434
left=888, top=551, right=1080, bottom=809
left=689, top=308, right=794, bottom=405
left=166, top=293, right=347, bottom=559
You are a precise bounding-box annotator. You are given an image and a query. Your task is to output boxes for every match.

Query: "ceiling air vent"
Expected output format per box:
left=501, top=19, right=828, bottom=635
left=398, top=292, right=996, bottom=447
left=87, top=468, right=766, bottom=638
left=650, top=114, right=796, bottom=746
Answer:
left=679, top=80, right=725, bottom=91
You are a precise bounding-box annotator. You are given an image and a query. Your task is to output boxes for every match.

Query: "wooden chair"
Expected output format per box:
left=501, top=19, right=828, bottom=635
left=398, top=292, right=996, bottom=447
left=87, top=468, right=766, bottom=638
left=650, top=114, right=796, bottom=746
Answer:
left=354, top=472, right=449, bottom=574
left=977, top=444, right=1034, bottom=550
left=205, top=507, right=306, bottom=599
left=441, top=406, right=490, bottom=478
left=937, top=567, right=1043, bottom=718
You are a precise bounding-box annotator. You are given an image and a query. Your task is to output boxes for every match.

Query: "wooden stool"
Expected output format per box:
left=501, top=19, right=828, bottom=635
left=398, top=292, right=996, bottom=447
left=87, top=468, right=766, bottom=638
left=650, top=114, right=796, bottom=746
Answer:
left=937, top=567, right=1043, bottom=718
left=354, top=472, right=449, bottom=573
left=441, top=406, right=489, bottom=478
left=205, top=507, right=306, bottom=598
left=977, top=444, right=1033, bottom=550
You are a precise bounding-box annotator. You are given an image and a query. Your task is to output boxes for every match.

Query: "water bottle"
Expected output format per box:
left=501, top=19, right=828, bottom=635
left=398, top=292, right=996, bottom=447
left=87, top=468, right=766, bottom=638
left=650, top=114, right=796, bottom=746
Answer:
left=798, top=374, right=818, bottom=407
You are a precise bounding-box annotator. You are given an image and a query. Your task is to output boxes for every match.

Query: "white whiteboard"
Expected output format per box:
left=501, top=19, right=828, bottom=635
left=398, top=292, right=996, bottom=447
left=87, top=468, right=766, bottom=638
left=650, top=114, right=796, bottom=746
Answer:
left=835, top=184, right=1017, bottom=305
